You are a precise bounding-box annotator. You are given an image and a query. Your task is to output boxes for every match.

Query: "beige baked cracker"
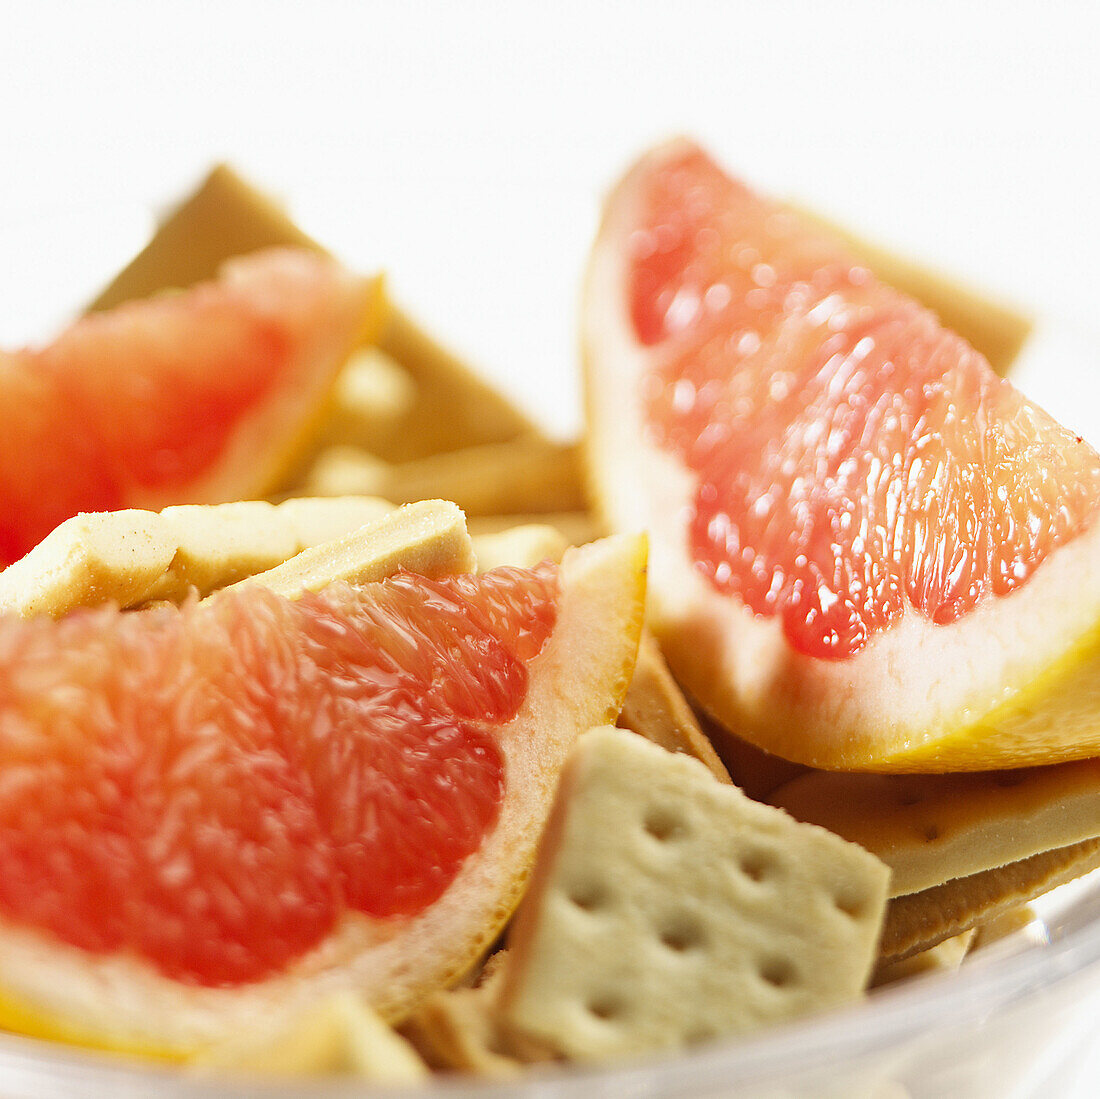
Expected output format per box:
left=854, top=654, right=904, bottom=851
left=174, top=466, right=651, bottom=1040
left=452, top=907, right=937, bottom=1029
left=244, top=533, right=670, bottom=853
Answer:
left=375, top=307, right=542, bottom=463
left=0, top=510, right=176, bottom=618
left=699, top=710, right=808, bottom=802
left=770, top=761, right=1100, bottom=896
left=146, top=501, right=300, bottom=601
left=153, top=496, right=392, bottom=600
left=192, top=991, right=428, bottom=1082
left=302, top=437, right=586, bottom=518
left=971, top=904, right=1037, bottom=950
left=468, top=510, right=600, bottom=549
left=90, top=164, right=321, bottom=312
left=879, top=838, right=1100, bottom=965
left=321, top=347, right=418, bottom=455
left=1, top=497, right=400, bottom=619
left=232, top=499, right=475, bottom=599
left=499, top=726, right=889, bottom=1061
left=151, top=496, right=395, bottom=600
left=472, top=524, right=568, bottom=573
left=274, top=495, right=395, bottom=549
left=617, top=633, right=732, bottom=783
left=400, top=952, right=528, bottom=1077
left=871, top=930, right=975, bottom=988
left=88, top=163, right=539, bottom=466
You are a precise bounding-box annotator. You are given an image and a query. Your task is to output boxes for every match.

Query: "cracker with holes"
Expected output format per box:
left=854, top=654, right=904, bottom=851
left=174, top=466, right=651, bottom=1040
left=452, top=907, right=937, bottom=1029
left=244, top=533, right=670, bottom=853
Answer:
left=498, top=726, right=889, bottom=1061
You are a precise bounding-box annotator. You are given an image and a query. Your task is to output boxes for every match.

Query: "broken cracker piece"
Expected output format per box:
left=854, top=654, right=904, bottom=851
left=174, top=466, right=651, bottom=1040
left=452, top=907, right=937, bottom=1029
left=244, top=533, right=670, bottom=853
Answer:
left=472, top=524, right=568, bottom=573
left=288, top=447, right=392, bottom=500
left=302, top=437, right=586, bottom=518
left=232, top=499, right=475, bottom=598
left=468, top=511, right=600, bottom=549
left=89, top=163, right=538, bottom=467
left=89, top=164, right=323, bottom=313
left=0, top=510, right=176, bottom=618
left=879, top=838, right=1100, bottom=965
left=971, top=904, right=1038, bottom=950
left=192, top=991, right=428, bottom=1082
left=3, top=496, right=401, bottom=619
left=499, top=726, right=889, bottom=1062
left=320, top=347, right=418, bottom=452
left=698, top=710, right=808, bottom=802
left=375, top=307, right=541, bottom=462
left=275, top=495, right=395, bottom=549
left=871, top=929, right=975, bottom=988
left=770, top=760, right=1100, bottom=897
left=617, top=634, right=731, bottom=783
left=400, top=952, right=529, bottom=1077
left=146, top=501, right=300, bottom=601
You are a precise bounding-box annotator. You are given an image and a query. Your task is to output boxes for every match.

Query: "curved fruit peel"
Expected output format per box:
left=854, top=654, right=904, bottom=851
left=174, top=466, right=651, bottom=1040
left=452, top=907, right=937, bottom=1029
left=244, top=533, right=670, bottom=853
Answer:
left=0, top=534, right=647, bottom=1058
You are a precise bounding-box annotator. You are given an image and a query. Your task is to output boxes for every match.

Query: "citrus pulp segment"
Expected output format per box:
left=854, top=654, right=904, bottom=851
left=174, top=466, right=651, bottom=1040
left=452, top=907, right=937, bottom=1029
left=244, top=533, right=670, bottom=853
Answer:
left=0, top=533, right=647, bottom=1056
left=584, top=139, right=1100, bottom=770
left=0, top=248, right=384, bottom=569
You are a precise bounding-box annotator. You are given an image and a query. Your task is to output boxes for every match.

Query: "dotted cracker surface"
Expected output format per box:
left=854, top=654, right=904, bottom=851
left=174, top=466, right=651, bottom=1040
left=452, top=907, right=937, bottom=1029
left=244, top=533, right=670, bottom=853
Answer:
left=499, top=726, right=889, bottom=1061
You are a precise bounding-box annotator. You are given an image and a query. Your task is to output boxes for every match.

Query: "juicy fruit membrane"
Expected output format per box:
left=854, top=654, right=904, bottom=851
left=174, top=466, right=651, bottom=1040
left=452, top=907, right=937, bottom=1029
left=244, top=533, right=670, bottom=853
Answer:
left=0, top=566, right=556, bottom=986
left=0, top=248, right=382, bottom=568
left=632, top=148, right=1100, bottom=659
left=0, top=534, right=646, bottom=1054
left=585, top=140, right=1100, bottom=770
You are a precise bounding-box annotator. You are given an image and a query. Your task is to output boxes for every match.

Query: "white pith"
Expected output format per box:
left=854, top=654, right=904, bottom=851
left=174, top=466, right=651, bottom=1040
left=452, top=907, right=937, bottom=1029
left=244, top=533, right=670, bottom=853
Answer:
left=0, top=534, right=645, bottom=1052
left=583, top=141, right=1100, bottom=771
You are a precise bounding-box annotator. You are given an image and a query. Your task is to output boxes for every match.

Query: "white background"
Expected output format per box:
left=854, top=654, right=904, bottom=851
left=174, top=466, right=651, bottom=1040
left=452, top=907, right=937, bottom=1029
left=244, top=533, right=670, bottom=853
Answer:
left=2, top=2, right=1100, bottom=438
left=1, top=1, right=1099, bottom=1093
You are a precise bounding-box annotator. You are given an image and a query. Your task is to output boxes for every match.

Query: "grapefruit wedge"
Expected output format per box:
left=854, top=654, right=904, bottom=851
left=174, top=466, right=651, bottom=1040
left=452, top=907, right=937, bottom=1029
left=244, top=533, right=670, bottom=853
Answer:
left=0, top=247, right=384, bottom=568
left=0, top=533, right=646, bottom=1058
left=584, top=140, right=1100, bottom=772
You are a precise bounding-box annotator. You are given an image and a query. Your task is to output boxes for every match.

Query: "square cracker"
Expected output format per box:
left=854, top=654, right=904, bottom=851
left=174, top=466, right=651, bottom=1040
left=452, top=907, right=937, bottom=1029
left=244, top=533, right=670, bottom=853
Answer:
left=499, top=726, right=889, bottom=1061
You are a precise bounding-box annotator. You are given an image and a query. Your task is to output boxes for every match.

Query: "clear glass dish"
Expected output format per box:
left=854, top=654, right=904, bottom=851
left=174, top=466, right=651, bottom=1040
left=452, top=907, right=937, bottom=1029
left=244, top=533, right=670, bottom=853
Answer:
left=1, top=330, right=1098, bottom=1099
left=0, top=871, right=1098, bottom=1097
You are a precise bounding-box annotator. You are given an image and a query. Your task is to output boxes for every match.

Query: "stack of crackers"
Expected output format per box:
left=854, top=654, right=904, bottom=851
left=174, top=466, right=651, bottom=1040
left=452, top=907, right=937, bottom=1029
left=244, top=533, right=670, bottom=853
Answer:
left=6, top=165, right=1088, bottom=1085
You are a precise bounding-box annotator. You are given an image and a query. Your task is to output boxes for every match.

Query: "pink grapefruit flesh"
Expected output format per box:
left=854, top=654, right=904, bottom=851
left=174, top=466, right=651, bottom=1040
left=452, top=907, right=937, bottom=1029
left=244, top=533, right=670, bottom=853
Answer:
left=0, top=564, right=558, bottom=987
left=585, top=141, right=1100, bottom=771
left=0, top=248, right=381, bottom=569
left=632, top=147, right=1100, bottom=660
left=0, top=533, right=646, bottom=1054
